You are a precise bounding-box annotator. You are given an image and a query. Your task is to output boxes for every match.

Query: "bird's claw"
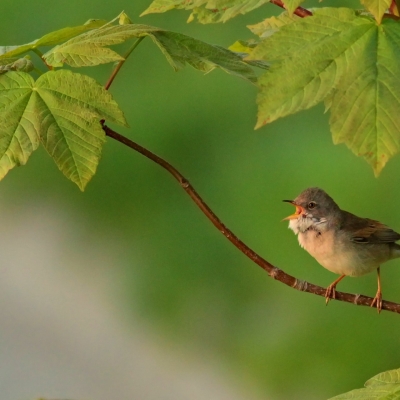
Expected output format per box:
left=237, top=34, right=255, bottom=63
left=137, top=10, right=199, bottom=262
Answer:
left=325, top=284, right=336, bottom=305
left=371, top=290, right=382, bottom=314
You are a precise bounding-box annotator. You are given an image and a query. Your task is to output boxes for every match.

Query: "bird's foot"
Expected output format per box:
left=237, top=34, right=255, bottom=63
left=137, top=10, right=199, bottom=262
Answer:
left=371, top=290, right=382, bottom=314
left=325, top=284, right=336, bottom=305
left=324, top=275, right=346, bottom=306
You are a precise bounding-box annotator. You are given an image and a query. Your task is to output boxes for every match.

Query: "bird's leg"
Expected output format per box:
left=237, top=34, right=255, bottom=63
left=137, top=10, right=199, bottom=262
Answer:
left=325, top=275, right=346, bottom=305
left=370, top=267, right=382, bottom=313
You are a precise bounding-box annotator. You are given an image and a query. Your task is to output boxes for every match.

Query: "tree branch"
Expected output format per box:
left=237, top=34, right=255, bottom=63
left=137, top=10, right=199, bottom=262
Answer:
left=102, top=124, right=400, bottom=315
left=270, top=0, right=312, bottom=17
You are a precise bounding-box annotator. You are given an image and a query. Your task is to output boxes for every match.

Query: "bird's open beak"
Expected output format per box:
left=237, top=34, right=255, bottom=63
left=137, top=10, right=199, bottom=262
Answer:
left=282, top=200, right=304, bottom=220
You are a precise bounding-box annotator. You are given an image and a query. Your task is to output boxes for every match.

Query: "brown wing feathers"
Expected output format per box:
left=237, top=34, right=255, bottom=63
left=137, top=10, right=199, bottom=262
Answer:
left=341, top=211, right=400, bottom=244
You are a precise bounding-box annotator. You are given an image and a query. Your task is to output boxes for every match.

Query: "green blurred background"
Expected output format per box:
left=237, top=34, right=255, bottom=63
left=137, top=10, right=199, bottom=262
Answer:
left=2, top=1, right=400, bottom=399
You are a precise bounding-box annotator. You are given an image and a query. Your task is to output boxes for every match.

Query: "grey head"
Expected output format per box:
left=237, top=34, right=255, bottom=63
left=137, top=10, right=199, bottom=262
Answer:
left=283, top=187, right=341, bottom=234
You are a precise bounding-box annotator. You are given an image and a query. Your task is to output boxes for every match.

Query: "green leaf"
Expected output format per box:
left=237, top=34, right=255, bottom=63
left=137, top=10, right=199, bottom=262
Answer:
left=0, top=72, right=40, bottom=179
left=229, top=40, right=257, bottom=54
left=191, top=0, right=271, bottom=23
left=141, top=0, right=192, bottom=15
left=44, top=21, right=258, bottom=81
left=43, top=24, right=159, bottom=67
left=360, top=0, right=391, bottom=23
left=247, top=11, right=299, bottom=37
left=0, top=44, right=36, bottom=59
left=34, top=19, right=108, bottom=47
left=0, top=70, right=127, bottom=189
left=329, top=368, right=400, bottom=399
left=248, top=8, right=400, bottom=175
left=0, top=19, right=107, bottom=59
left=37, top=70, right=127, bottom=189
left=145, top=31, right=258, bottom=81
left=394, top=0, right=400, bottom=15
left=0, top=58, right=34, bottom=74
left=249, top=8, right=369, bottom=124
left=141, top=0, right=270, bottom=23
left=366, top=369, right=400, bottom=387
left=0, top=58, right=18, bottom=66
left=228, top=41, right=269, bottom=69
left=282, top=0, right=305, bottom=16
left=328, top=17, right=400, bottom=175
left=119, top=11, right=133, bottom=25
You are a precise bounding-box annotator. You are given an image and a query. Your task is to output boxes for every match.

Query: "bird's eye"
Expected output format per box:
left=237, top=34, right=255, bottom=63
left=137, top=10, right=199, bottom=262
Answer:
left=308, top=201, right=316, bottom=209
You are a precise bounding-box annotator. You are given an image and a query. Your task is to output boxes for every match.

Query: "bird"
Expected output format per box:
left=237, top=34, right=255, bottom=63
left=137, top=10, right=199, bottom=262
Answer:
left=283, top=187, right=400, bottom=312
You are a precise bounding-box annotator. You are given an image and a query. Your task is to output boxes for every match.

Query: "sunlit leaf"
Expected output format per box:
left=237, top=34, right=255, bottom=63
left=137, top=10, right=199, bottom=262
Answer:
left=360, top=0, right=391, bottom=23
left=329, top=368, right=400, bottom=399
left=141, top=0, right=270, bottom=23
left=229, top=40, right=257, bottom=54
left=35, top=19, right=108, bottom=46
left=44, top=22, right=258, bottom=81
left=0, top=19, right=107, bottom=59
left=0, top=44, right=35, bottom=59
left=366, top=369, right=400, bottom=387
left=0, top=58, right=34, bottom=74
left=0, top=72, right=40, bottom=179
left=0, top=58, right=18, bottom=66
left=145, top=31, right=258, bottom=81
left=282, top=0, right=306, bottom=15
left=228, top=41, right=269, bottom=69
left=141, top=0, right=193, bottom=15
left=247, top=8, right=400, bottom=175
left=249, top=8, right=368, bottom=124
left=43, top=24, right=160, bottom=67
left=119, top=11, right=133, bottom=24
left=328, top=17, right=400, bottom=175
left=0, top=70, right=127, bottom=189
left=248, top=11, right=299, bottom=37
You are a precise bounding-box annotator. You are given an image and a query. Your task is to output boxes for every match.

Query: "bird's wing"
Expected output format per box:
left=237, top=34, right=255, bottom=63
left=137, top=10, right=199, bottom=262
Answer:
left=341, top=211, right=400, bottom=244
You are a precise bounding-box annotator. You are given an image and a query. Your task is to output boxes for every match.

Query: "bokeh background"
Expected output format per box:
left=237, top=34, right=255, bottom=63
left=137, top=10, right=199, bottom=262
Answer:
left=2, top=0, right=400, bottom=399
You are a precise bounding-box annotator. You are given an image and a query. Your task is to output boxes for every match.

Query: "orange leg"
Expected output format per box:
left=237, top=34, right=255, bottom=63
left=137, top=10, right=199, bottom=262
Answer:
left=325, top=275, right=346, bottom=305
left=370, top=267, right=382, bottom=313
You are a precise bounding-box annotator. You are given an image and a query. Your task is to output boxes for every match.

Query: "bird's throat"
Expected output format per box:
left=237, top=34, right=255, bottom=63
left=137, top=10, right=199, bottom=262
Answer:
left=288, top=215, right=321, bottom=234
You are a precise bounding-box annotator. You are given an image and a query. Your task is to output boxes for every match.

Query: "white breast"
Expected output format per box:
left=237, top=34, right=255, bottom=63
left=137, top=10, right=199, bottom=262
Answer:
left=297, top=229, right=378, bottom=276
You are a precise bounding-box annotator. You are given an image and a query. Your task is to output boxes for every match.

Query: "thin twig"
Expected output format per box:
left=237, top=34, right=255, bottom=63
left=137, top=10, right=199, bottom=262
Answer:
left=270, top=0, right=312, bottom=17
left=32, top=48, right=52, bottom=70
left=104, top=37, right=145, bottom=90
left=102, top=124, right=400, bottom=315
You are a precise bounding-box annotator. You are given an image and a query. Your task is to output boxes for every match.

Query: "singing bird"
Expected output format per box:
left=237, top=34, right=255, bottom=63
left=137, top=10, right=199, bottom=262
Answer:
left=283, top=187, right=400, bottom=312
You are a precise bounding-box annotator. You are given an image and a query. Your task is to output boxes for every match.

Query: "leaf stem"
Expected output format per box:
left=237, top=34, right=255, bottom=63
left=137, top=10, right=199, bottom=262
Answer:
left=104, top=37, right=145, bottom=90
left=32, top=48, right=44, bottom=57
left=32, top=48, right=53, bottom=70
left=102, top=123, right=400, bottom=315
left=270, top=0, right=312, bottom=17
left=390, top=0, right=400, bottom=16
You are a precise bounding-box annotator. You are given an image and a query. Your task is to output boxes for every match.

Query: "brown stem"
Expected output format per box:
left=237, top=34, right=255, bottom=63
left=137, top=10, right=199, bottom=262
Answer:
left=32, top=48, right=53, bottom=70
left=104, top=37, right=145, bottom=90
left=102, top=123, right=400, bottom=315
left=390, top=0, right=400, bottom=16
left=270, top=0, right=312, bottom=17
